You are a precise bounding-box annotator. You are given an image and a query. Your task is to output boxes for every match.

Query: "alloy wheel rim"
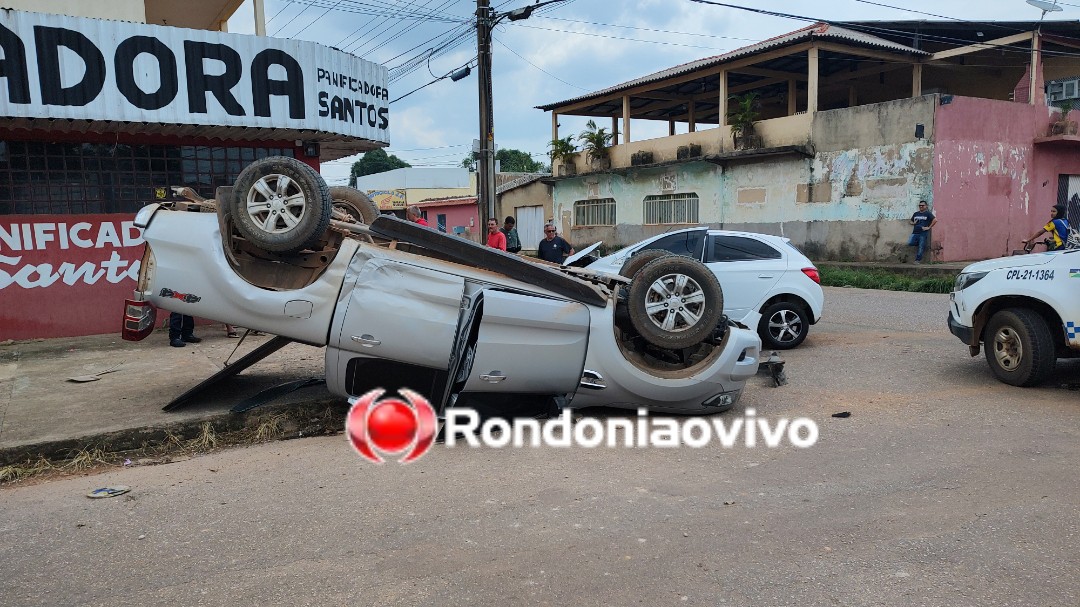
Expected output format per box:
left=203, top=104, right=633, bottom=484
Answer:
left=246, top=174, right=308, bottom=234
left=642, top=273, right=707, bottom=333
left=768, top=309, right=803, bottom=343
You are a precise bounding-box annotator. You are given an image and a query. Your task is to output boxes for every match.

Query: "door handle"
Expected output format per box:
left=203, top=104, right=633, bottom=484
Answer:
left=350, top=334, right=381, bottom=347
left=478, top=372, right=506, bottom=383
left=757, top=274, right=774, bottom=278
left=580, top=369, right=606, bottom=390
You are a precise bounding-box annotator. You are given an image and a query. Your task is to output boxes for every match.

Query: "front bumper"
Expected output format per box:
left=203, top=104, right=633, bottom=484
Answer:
left=948, top=311, right=974, bottom=345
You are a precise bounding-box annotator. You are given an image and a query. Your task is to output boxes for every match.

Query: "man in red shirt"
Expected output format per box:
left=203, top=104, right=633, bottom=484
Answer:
left=486, top=217, right=507, bottom=250
left=406, top=205, right=430, bottom=226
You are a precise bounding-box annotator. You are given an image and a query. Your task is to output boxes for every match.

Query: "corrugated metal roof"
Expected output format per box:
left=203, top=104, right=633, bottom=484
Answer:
left=416, top=196, right=477, bottom=208
left=0, top=117, right=384, bottom=162
left=537, top=22, right=928, bottom=111
left=496, top=173, right=549, bottom=195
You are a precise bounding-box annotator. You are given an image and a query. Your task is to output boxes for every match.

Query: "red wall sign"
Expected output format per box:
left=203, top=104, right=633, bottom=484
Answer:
left=0, top=214, right=143, bottom=340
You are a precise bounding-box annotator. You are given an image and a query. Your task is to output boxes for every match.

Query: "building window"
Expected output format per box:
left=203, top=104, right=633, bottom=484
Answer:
left=0, top=141, right=294, bottom=215
left=574, top=198, right=616, bottom=226
left=644, top=193, right=699, bottom=225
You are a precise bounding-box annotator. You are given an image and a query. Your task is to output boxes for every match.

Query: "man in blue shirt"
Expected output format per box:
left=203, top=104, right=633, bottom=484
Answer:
left=908, top=200, right=937, bottom=263
left=537, top=224, right=575, bottom=263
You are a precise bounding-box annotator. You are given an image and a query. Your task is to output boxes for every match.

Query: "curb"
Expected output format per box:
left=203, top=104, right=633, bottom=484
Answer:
left=0, top=397, right=347, bottom=467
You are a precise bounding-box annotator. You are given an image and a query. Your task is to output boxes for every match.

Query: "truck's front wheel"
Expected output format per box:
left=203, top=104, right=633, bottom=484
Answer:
left=231, top=156, right=332, bottom=254
left=983, top=308, right=1056, bottom=386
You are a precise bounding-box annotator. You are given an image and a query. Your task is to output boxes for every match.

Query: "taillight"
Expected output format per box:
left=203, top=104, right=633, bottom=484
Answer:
left=801, top=267, right=821, bottom=284
left=122, top=299, right=157, bottom=341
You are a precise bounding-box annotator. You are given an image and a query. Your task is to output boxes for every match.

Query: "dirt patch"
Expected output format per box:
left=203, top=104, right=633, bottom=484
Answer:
left=0, top=400, right=349, bottom=486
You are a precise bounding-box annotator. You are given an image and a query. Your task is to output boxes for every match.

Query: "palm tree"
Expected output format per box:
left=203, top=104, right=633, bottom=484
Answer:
left=728, top=93, right=760, bottom=150
left=578, top=120, right=613, bottom=166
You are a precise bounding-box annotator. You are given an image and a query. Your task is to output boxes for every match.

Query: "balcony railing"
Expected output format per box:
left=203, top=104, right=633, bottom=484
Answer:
left=554, top=113, right=814, bottom=175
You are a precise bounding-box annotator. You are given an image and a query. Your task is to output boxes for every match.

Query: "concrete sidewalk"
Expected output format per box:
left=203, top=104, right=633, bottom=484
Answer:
left=0, top=325, right=338, bottom=465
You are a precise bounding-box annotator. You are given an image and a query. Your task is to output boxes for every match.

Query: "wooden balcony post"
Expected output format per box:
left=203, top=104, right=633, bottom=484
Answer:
left=622, top=95, right=631, bottom=144
left=718, top=69, right=728, bottom=129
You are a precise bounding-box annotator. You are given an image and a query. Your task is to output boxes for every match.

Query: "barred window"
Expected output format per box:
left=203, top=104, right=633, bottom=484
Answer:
left=643, top=193, right=699, bottom=225
left=574, top=198, right=616, bottom=226
left=0, top=142, right=294, bottom=215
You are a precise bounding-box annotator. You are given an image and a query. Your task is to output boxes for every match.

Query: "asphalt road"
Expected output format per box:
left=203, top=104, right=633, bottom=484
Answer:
left=2, top=287, right=1078, bottom=607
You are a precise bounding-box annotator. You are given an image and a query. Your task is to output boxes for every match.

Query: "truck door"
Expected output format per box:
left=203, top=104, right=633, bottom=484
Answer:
left=458, top=290, right=590, bottom=394
left=335, top=258, right=465, bottom=370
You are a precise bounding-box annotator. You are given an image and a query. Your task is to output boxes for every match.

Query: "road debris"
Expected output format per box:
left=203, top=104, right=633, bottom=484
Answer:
left=86, top=485, right=130, bottom=498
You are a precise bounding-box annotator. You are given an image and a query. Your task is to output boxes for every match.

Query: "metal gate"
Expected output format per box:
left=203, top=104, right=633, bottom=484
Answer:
left=515, top=205, right=545, bottom=252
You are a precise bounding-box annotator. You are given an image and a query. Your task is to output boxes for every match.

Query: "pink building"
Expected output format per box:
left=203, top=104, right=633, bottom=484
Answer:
left=415, top=197, right=482, bottom=243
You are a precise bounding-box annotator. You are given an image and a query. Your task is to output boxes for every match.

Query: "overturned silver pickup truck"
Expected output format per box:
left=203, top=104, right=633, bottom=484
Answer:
left=123, top=157, right=761, bottom=415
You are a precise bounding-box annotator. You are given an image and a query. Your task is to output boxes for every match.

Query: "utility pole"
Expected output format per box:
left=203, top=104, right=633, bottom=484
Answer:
left=476, top=0, right=497, bottom=222
left=472, top=0, right=567, bottom=222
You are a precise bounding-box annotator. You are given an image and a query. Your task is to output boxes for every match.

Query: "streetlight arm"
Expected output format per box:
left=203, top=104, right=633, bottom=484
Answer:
left=503, top=0, right=570, bottom=22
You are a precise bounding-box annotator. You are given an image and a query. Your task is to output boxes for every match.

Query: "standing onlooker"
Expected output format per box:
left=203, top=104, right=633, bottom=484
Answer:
left=486, top=218, right=507, bottom=250
left=168, top=312, right=200, bottom=348
left=1023, top=204, right=1071, bottom=251
left=406, top=205, right=430, bottom=226
left=502, top=216, right=522, bottom=253
left=537, top=224, right=575, bottom=263
left=907, top=200, right=937, bottom=264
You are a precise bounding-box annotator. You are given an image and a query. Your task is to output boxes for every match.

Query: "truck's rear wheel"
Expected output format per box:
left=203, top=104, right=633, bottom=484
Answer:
left=983, top=308, right=1056, bottom=386
left=619, top=249, right=674, bottom=278
left=329, top=186, right=380, bottom=224
left=626, top=256, right=723, bottom=350
left=230, top=156, right=331, bottom=254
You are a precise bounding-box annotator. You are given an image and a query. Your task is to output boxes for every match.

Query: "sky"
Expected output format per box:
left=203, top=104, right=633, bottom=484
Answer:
left=226, top=0, right=1080, bottom=186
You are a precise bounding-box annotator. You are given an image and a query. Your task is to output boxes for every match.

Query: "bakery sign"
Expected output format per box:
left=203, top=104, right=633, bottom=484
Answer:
left=0, top=9, right=390, bottom=142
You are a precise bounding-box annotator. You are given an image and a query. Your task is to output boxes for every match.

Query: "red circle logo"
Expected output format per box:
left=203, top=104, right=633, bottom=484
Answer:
left=346, top=389, right=437, bottom=464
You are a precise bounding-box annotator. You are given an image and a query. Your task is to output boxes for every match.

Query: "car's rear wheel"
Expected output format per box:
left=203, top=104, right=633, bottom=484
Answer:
left=758, top=300, right=810, bottom=349
left=329, top=186, right=380, bottom=224
left=619, top=249, right=673, bottom=278
left=626, top=256, right=723, bottom=350
left=230, top=156, right=331, bottom=254
left=983, top=308, right=1056, bottom=386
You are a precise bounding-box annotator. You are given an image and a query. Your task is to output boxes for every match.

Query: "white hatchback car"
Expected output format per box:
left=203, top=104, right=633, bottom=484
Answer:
left=587, top=228, right=825, bottom=349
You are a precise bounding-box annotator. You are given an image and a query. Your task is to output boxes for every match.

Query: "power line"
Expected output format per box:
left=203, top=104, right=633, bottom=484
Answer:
left=390, top=58, right=474, bottom=103
left=288, top=0, right=345, bottom=39
left=277, top=0, right=466, bottom=22
left=535, top=15, right=759, bottom=43
left=689, top=0, right=1080, bottom=60
left=359, top=0, right=464, bottom=57
left=508, top=23, right=731, bottom=51
left=264, top=0, right=296, bottom=26
left=493, top=36, right=588, bottom=90
left=347, top=0, right=439, bottom=55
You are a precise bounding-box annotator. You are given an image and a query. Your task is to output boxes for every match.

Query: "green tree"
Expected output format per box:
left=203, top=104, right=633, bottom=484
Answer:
left=462, top=148, right=546, bottom=173
left=350, top=148, right=411, bottom=185
left=496, top=148, right=545, bottom=173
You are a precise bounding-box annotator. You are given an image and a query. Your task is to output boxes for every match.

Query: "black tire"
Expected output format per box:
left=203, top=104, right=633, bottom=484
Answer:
left=758, top=300, right=810, bottom=350
left=619, top=249, right=673, bottom=278
left=230, top=157, right=331, bottom=253
left=982, top=308, right=1056, bottom=387
left=329, top=186, right=379, bottom=224
left=626, top=256, right=724, bottom=350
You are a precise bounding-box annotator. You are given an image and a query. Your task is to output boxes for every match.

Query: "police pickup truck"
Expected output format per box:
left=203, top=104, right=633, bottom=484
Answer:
left=948, top=249, right=1080, bottom=386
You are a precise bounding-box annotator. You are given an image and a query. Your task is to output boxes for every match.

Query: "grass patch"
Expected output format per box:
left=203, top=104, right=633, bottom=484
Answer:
left=820, top=267, right=954, bottom=294
left=0, top=404, right=348, bottom=486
